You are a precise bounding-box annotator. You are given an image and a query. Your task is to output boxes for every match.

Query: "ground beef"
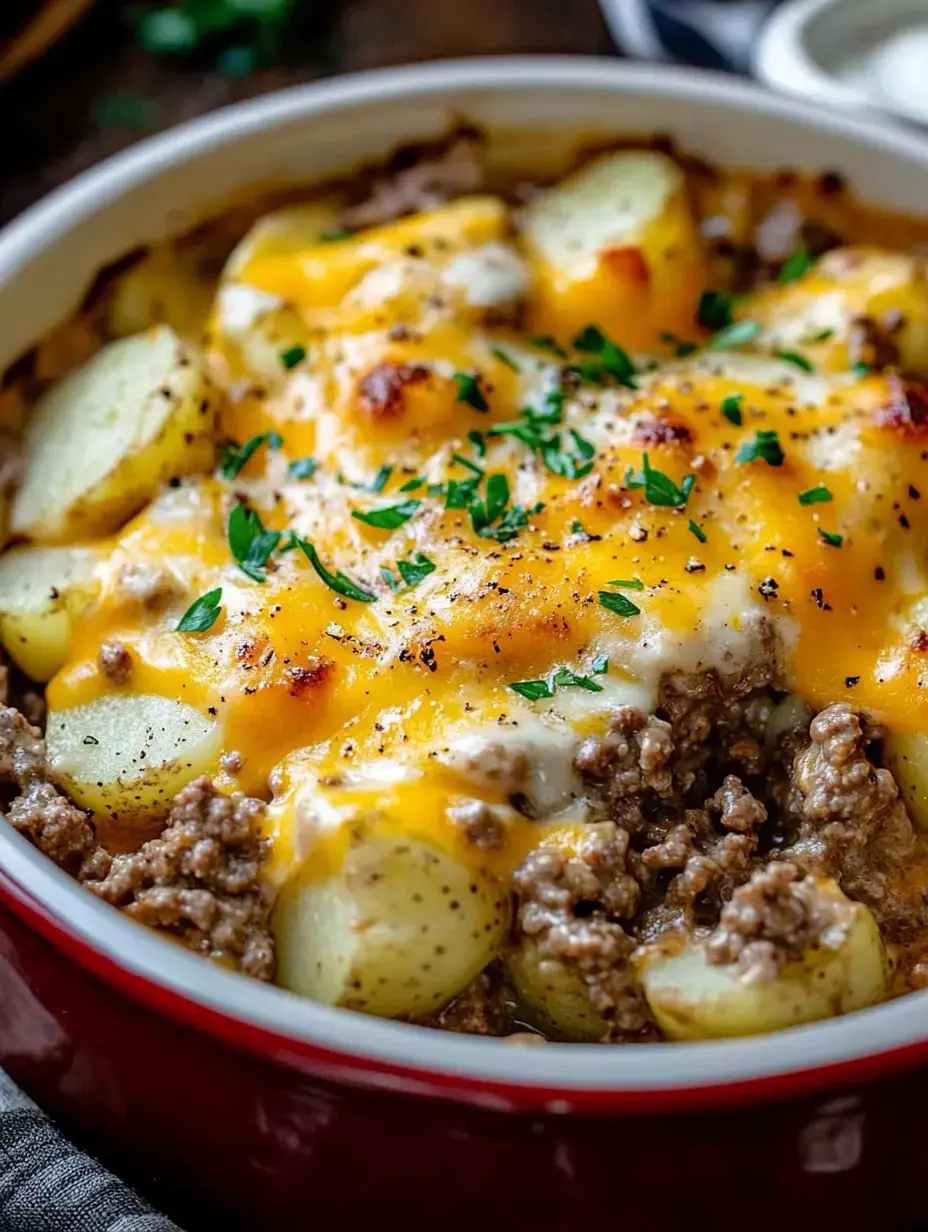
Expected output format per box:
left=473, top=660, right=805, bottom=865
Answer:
left=341, top=136, right=484, bottom=229
left=512, top=821, right=650, bottom=1039
left=446, top=798, right=508, bottom=849
left=82, top=776, right=275, bottom=980
left=418, top=970, right=512, bottom=1036
left=115, top=561, right=179, bottom=609
left=706, top=861, right=854, bottom=983
left=788, top=703, right=921, bottom=938
left=97, top=640, right=132, bottom=685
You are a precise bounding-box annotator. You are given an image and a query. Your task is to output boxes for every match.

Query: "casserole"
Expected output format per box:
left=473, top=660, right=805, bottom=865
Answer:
left=4, top=57, right=928, bottom=1229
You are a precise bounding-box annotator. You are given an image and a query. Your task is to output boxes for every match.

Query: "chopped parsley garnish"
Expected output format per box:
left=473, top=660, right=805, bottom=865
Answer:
left=778, top=246, right=813, bottom=283
left=735, top=430, right=785, bottom=467
left=707, top=318, right=763, bottom=351
left=399, top=475, right=425, bottom=492
left=290, top=535, right=377, bottom=602
left=228, top=504, right=281, bottom=583
left=367, top=465, right=393, bottom=494
left=624, top=452, right=696, bottom=508
left=380, top=566, right=402, bottom=592
left=818, top=528, right=843, bottom=548
left=776, top=349, right=816, bottom=372
left=491, top=347, right=521, bottom=372
left=468, top=473, right=541, bottom=543
left=468, top=429, right=486, bottom=458
left=606, top=577, right=644, bottom=590
left=804, top=327, right=835, bottom=343
left=396, top=553, right=436, bottom=587
left=689, top=519, right=707, bottom=543
left=528, top=334, right=568, bottom=359
left=220, top=430, right=282, bottom=479
left=509, top=679, right=555, bottom=701
left=176, top=587, right=222, bottom=633
left=287, top=456, right=318, bottom=480
left=453, top=371, right=489, bottom=412
left=551, top=666, right=604, bottom=693
left=698, top=289, right=733, bottom=331
left=280, top=344, right=307, bottom=371
left=321, top=227, right=353, bottom=242
left=352, top=500, right=421, bottom=530
left=852, top=361, right=872, bottom=378
left=451, top=453, right=485, bottom=477
left=661, top=331, right=699, bottom=358
left=721, top=393, right=743, bottom=426
left=571, top=324, right=637, bottom=389
left=539, top=430, right=596, bottom=481
left=591, top=653, right=609, bottom=674
left=599, top=590, right=642, bottom=618
left=445, top=477, right=481, bottom=509
left=798, top=485, right=833, bottom=506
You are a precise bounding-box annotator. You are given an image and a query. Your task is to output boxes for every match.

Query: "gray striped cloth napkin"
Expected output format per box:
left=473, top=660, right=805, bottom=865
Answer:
left=0, top=1072, right=180, bottom=1231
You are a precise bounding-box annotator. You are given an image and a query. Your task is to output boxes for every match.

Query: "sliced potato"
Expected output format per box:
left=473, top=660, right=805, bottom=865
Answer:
left=521, top=150, right=707, bottom=350
left=641, top=883, right=887, bottom=1041
left=746, top=246, right=928, bottom=373
left=883, top=729, right=928, bottom=832
left=12, top=328, right=217, bottom=543
left=274, top=817, right=510, bottom=1018
left=46, top=693, right=224, bottom=823
left=0, top=545, right=103, bottom=681
left=106, top=248, right=218, bottom=342
left=211, top=284, right=310, bottom=386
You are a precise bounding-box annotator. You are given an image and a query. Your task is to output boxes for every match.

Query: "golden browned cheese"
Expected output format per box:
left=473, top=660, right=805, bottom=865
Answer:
left=21, top=149, right=928, bottom=912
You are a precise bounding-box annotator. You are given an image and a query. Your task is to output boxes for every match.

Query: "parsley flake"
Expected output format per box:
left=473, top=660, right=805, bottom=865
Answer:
left=591, top=653, right=609, bottom=674
left=281, top=345, right=307, bottom=371
left=606, top=577, right=644, bottom=590
left=528, top=335, right=568, bottom=359
left=818, top=528, right=843, bottom=548
left=599, top=590, right=642, bottom=618
left=698, top=289, right=734, bottom=331
left=798, top=485, right=833, bottom=506
left=721, top=393, right=743, bottom=426
left=352, top=500, right=421, bottom=530
left=689, top=520, right=707, bottom=543
left=707, top=319, right=763, bottom=351
left=176, top=587, right=222, bottom=633
left=491, top=347, right=521, bottom=372
left=624, top=452, right=696, bottom=508
left=571, top=324, right=637, bottom=389
left=779, top=246, right=813, bottom=283
left=367, top=465, right=393, bottom=494
left=220, top=431, right=282, bottom=479
left=736, top=430, right=785, bottom=467
left=290, top=535, right=377, bottom=602
left=468, top=429, right=486, bottom=458
left=776, top=349, right=816, bottom=372
left=227, top=504, right=281, bottom=583
left=453, top=371, right=489, bottom=412
left=397, top=553, right=436, bottom=587
left=551, top=666, right=604, bottom=693
left=321, top=227, right=353, bottom=242
left=287, top=456, right=318, bottom=480
left=509, top=679, right=555, bottom=701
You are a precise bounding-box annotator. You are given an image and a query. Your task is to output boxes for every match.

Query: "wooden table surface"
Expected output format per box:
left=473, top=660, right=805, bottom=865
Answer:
left=0, top=0, right=616, bottom=225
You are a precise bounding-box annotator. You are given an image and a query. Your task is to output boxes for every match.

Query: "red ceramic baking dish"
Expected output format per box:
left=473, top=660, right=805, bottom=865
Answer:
left=4, top=57, right=928, bottom=1231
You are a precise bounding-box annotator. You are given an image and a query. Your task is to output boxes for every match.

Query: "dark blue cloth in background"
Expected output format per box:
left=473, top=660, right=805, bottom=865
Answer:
left=605, top=0, right=781, bottom=73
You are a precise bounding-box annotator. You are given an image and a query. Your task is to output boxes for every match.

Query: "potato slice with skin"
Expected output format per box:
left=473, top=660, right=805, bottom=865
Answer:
left=884, top=730, right=928, bottom=832
left=507, top=938, right=610, bottom=1042
left=521, top=150, right=707, bottom=350
left=274, top=819, right=510, bottom=1019
left=0, top=545, right=103, bottom=682
left=641, top=884, right=887, bottom=1041
left=12, top=328, right=217, bottom=543
left=47, top=694, right=224, bottom=825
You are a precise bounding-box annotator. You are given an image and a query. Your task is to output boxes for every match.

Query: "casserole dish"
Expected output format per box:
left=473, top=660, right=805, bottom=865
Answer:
left=4, top=57, right=928, bottom=1229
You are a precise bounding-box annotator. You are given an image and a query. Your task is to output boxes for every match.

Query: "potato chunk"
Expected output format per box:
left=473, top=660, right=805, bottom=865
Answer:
left=641, top=882, right=887, bottom=1041
left=521, top=150, right=707, bottom=350
left=746, top=247, right=928, bottom=373
left=224, top=201, right=343, bottom=281
left=507, top=938, right=611, bottom=1042
left=12, top=328, right=217, bottom=542
left=884, top=730, right=928, bottom=832
left=0, top=545, right=103, bottom=681
left=274, top=818, right=509, bottom=1018
left=46, top=694, right=224, bottom=823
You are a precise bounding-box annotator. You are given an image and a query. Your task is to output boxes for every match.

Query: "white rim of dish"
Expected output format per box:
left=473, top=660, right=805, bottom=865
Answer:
left=754, top=0, right=881, bottom=110
left=2, top=56, right=928, bottom=1096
